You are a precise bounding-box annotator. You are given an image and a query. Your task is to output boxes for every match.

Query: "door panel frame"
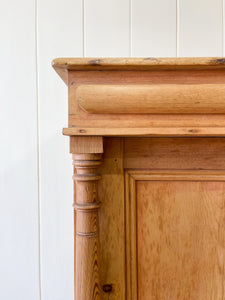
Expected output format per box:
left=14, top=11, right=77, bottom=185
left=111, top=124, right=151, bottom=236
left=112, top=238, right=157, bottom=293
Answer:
left=125, top=170, right=225, bottom=300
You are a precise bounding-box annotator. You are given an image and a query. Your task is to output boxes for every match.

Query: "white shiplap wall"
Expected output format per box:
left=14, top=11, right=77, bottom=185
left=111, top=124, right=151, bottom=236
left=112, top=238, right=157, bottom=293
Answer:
left=37, top=0, right=82, bottom=299
left=0, top=0, right=39, bottom=299
left=0, top=0, right=224, bottom=299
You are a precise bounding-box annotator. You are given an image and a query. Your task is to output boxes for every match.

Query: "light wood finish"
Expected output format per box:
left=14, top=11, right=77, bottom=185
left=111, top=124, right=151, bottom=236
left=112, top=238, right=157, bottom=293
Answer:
left=98, top=138, right=125, bottom=299
left=72, top=153, right=102, bottom=300
left=53, top=58, right=225, bottom=300
left=53, top=57, right=225, bottom=86
left=64, top=127, right=225, bottom=137
left=126, top=170, right=225, bottom=300
left=70, top=136, right=103, bottom=153
left=53, top=57, right=225, bottom=73
left=77, top=84, right=225, bottom=114
left=124, top=138, right=225, bottom=169
left=65, top=68, right=225, bottom=136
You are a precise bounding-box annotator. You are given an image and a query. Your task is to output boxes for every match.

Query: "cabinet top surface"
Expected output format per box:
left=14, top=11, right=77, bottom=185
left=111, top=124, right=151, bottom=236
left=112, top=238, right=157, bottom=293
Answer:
left=52, top=57, right=225, bottom=71
left=52, top=57, right=225, bottom=137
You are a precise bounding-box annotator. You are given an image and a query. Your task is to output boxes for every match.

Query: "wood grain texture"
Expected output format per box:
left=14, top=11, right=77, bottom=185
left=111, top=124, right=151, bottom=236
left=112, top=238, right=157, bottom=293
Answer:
left=126, top=170, right=225, bottom=300
left=70, top=137, right=103, bottom=153
left=125, top=172, right=137, bottom=300
left=72, top=154, right=102, bottom=300
left=137, top=179, right=225, bottom=299
left=124, top=137, right=225, bottom=169
left=63, top=127, right=225, bottom=137
left=53, top=57, right=225, bottom=300
left=65, top=68, right=225, bottom=134
left=53, top=57, right=225, bottom=73
left=77, top=84, right=225, bottom=114
left=53, top=57, right=225, bottom=87
left=98, top=138, right=126, bottom=299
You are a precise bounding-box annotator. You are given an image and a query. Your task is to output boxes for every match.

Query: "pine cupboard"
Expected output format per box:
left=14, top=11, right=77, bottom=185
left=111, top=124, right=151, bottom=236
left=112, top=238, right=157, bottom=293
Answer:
left=53, top=58, right=225, bottom=300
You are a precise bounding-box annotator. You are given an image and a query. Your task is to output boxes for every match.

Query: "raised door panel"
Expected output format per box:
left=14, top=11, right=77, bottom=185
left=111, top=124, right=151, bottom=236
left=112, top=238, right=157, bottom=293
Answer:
left=126, top=171, right=225, bottom=300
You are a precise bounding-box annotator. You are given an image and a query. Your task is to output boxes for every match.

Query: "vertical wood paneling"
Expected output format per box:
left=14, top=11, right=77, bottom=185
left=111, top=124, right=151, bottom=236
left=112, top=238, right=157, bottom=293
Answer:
left=132, top=0, right=177, bottom=57
left=85, top=0, right=130, bottom=56
left=178, top=0, right=223, bottom=56
left=37, top=0, right=83, bottom=299
left=223, top=0, right=225, bottom=56
left=0, top=0, right=39, bottom=299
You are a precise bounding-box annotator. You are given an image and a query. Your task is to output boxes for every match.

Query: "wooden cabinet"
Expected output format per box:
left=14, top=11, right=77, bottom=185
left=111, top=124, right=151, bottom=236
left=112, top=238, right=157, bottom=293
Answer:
left=53, top=58, right=225, bottom=300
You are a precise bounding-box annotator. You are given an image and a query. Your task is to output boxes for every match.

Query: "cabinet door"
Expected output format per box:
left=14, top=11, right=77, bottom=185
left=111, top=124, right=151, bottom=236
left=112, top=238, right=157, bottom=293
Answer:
left=99, top=138, right=225, bottom=300
left=126, top=171, right=225, bottom=300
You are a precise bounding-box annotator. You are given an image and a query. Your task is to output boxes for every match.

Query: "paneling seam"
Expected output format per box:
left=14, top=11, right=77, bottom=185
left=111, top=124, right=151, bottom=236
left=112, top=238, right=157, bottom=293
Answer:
left=35, top=0, right=42, bottom=298
left=83, top=0, right=85, bottom=57
left=222, top=0, right=224, bottom=55
left=129, top=0, right=132, bottom=57
left=176, top=0, right=179, bottom=57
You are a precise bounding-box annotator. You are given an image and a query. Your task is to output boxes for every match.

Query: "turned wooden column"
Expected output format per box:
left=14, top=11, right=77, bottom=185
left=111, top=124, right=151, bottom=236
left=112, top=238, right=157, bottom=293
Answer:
left=72, top=151, right=102, bottom=300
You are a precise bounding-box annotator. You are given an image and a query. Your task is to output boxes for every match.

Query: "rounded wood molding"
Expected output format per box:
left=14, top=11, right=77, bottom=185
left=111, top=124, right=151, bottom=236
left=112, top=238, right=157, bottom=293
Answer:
left=73, top=201, right=101, bottom=211
left=77, top=84, right=225, bottom=114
